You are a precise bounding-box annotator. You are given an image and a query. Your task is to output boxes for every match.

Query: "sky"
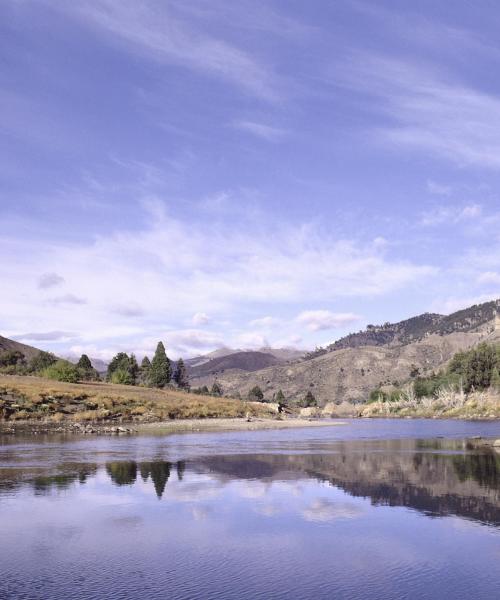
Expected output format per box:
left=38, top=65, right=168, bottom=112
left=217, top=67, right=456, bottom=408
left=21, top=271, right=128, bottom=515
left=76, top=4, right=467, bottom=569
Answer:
left=1, top=0, right=500, bottom=361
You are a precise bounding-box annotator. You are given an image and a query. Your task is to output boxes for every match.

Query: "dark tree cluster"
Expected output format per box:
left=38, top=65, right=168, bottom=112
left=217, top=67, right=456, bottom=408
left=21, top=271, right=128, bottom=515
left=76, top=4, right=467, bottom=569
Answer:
left=105, top=341, right=189, bottom=390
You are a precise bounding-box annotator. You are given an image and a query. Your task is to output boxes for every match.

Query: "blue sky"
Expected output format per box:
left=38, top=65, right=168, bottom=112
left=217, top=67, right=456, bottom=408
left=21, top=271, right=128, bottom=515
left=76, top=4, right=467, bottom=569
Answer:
left=1, top=0, right=500, bottom=360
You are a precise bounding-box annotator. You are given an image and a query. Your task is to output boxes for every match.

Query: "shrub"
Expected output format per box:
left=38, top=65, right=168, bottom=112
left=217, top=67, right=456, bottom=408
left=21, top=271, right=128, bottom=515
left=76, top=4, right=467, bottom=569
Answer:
left=29, top=351, right=57, bottom=373
left=43, top=360, right=80, bottom=383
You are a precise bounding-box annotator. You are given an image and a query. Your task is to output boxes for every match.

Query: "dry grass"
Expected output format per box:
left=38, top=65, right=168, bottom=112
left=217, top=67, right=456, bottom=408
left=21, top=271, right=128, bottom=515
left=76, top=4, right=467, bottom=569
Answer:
left=360, top=386, right=500, bottom=419
left=0, top=375, right=274, bottom=423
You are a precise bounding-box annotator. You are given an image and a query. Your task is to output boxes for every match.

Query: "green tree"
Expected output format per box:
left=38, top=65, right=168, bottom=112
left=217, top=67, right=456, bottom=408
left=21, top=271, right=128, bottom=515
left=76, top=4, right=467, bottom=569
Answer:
left=149, top=342, right=171, bottom=388
left=464, top=343, right=497, bottom=392
left=106, top=352, right=137, bottom=385
left=129, top=354, right=139, bottom=383
left=173, top=358, right=189, bottom=389
left=76, top=354, right=99, bottom=381
left=77, top=354, right=93, bottom=370
left=43, top=360, right=80, bottom=383
left=211, top=381, right=223, bottom=396
left=303, top=390, right=317, bottom=407
left=275, top=389, right=286, bottom=404
left=0, top=350, right=26, bottom=367
left=248, top=385, right=264, bottom=402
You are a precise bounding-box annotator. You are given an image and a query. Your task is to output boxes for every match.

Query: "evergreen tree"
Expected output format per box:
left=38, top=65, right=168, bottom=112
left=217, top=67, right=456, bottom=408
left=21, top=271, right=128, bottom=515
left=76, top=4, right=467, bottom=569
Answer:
left=77, top=354, right=93, bottom=370
left=173, top=358, right=189, bottom=389
left=275, top=389, right=286, bottom=403
left=303, top=390, right=317, bottom=407
left=149, top=342, right=171, bottom=388
left=211, top=381, right=223, bottom=396
left=129, top=353, right=139, bottom=383
left=76, top=354, right=99, bottom=381
left=106, top=352, right=137, bottom=385
left=140, top=356, right=152, bottom=385
left=248, top=385, right=264, bottom=402
left=464, top=343, right=497, bottom=391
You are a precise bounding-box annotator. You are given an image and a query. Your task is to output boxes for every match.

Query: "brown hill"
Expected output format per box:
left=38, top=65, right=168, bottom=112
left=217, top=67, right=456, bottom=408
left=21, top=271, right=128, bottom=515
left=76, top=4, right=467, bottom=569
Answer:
left=189, top=351, right=282, bottom=379
left=192, top=300, right=500, bottom=404
left=0, top=335, right=42, bottom=361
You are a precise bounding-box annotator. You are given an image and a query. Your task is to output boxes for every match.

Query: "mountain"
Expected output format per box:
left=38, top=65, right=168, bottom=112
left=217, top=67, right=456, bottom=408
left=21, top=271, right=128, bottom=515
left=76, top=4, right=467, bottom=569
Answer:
left=188, top=351, right=282, bottom=379
left=307, top=300, right=499, bottom=358
left=0, top=335, right=42, bottom=361
left=191, top=299, right=500, bottom=404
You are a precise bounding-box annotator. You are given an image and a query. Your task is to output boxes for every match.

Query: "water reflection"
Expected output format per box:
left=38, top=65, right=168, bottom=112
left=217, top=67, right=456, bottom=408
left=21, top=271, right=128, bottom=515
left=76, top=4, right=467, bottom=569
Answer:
left=1, top=439, right=499, bottom=525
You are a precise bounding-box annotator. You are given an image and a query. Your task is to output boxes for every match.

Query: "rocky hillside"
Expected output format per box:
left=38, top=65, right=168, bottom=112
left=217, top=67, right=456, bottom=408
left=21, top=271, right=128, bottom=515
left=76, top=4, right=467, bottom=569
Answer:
left=306, top=300, right=499, bottom=358
left=192, top=300, right=500, bottom=405
left=0, top=335, right=42, bottom=361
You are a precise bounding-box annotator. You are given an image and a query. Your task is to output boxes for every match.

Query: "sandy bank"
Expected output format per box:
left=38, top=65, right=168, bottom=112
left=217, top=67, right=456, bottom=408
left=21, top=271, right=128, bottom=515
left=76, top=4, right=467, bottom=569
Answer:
left=137, top=417, right=348, bottom=434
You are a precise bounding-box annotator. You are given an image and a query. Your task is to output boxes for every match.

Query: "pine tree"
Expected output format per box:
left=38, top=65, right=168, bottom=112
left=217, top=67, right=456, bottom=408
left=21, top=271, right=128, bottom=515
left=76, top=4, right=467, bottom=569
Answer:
left=211, top=381, right=223, bottom=396
left=173, top=358, right=189, bottom=389
left=76, top=353, right=99, bottom=381
left=77, top=354, right=93, bottom=370
left=129, top=353, right=139, bottom=384
left=303, top=390, right=317, bottom=407
left=275, top=389, right=286, bottom=404
left=149, top=342, right=171, bottom=388
left=248, top=385, right=264, bottom=402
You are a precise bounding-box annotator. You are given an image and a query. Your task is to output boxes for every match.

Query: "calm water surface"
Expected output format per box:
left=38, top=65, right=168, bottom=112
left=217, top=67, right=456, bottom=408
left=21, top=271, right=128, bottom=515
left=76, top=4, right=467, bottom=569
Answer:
left=1, top=419, right=500, bottom=600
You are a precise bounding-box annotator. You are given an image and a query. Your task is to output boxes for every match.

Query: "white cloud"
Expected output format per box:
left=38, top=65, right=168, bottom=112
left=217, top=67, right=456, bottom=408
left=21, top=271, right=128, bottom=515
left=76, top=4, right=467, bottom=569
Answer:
left=426, top=180, right=452, bottom=196
left=301, top=498, right=363, bottom=522
left=0, top=204, right=436, bottom=356
left=249, top=316, right=278, bottom=328
left=232, top=120, right=287, bottom=141
left=431, top=293, right=499, bottom=315
left=236, top=332, right=269, bottom=348
left=296, top=310, right=361, bottom=332
left=477, top=271, right=500, bottom=285
left=191, top=312, right=210, bottom=326
left=420, top=203, right=482, bottom=226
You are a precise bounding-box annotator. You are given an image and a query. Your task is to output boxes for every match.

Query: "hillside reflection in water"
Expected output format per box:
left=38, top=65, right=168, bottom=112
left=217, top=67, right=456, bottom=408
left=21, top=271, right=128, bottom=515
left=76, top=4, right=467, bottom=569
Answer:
left=1, top=434, right=500, bottom=600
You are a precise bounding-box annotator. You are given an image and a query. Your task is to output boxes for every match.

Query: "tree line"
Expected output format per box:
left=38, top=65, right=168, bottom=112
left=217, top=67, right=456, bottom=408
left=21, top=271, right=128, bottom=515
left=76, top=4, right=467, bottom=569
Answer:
left=0, top=341, right=189, bottom=389
left=370, top=342, right=500, bottom=402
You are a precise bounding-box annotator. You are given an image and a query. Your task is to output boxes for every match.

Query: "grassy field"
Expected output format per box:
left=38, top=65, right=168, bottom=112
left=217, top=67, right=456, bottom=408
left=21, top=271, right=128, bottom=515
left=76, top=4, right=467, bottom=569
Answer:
left=0, top=375, right=275, bottom=424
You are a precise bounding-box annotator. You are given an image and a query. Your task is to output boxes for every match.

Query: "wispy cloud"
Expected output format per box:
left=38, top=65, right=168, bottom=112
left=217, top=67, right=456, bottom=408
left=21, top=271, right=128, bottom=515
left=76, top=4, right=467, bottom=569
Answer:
left=339, top=54, right=500, bottom=169
left=61, top=0, right=280, bottom=101
left=426, top=180, right=452, bottom=196
left=232, top=120, right=287, bottom=141
left=420, top=203, right=482, bottom=226
left=0, top=202, right=435, bottom=356
left=296, top=310, right=361, bottom=332
left=13, top=331, right=75, bottom=342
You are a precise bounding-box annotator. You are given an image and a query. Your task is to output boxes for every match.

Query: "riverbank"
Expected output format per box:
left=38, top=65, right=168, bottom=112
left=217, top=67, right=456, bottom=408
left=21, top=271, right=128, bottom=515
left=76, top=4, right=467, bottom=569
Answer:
left=0, top=416, right=347, bottom=436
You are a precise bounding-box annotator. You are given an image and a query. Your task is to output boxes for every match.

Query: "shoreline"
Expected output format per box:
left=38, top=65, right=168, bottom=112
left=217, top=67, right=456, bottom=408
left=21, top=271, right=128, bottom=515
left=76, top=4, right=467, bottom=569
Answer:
left=0, top=417, right=349, bottom=436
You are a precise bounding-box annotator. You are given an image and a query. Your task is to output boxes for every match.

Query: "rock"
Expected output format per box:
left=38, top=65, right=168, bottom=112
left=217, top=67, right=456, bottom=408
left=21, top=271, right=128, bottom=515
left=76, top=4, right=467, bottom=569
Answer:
left=493, top=439, right=500, bottom=447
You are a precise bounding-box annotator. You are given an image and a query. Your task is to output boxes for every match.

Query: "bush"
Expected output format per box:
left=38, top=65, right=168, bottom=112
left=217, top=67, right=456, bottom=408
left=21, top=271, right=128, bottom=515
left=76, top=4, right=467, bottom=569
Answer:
left=43, top=360, right=80, bottom=383
left=110, top=368, right=134, bottom=385
left=0, top=350, right=25, bottom=367
left=29, top=351, right=57, bottom=373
